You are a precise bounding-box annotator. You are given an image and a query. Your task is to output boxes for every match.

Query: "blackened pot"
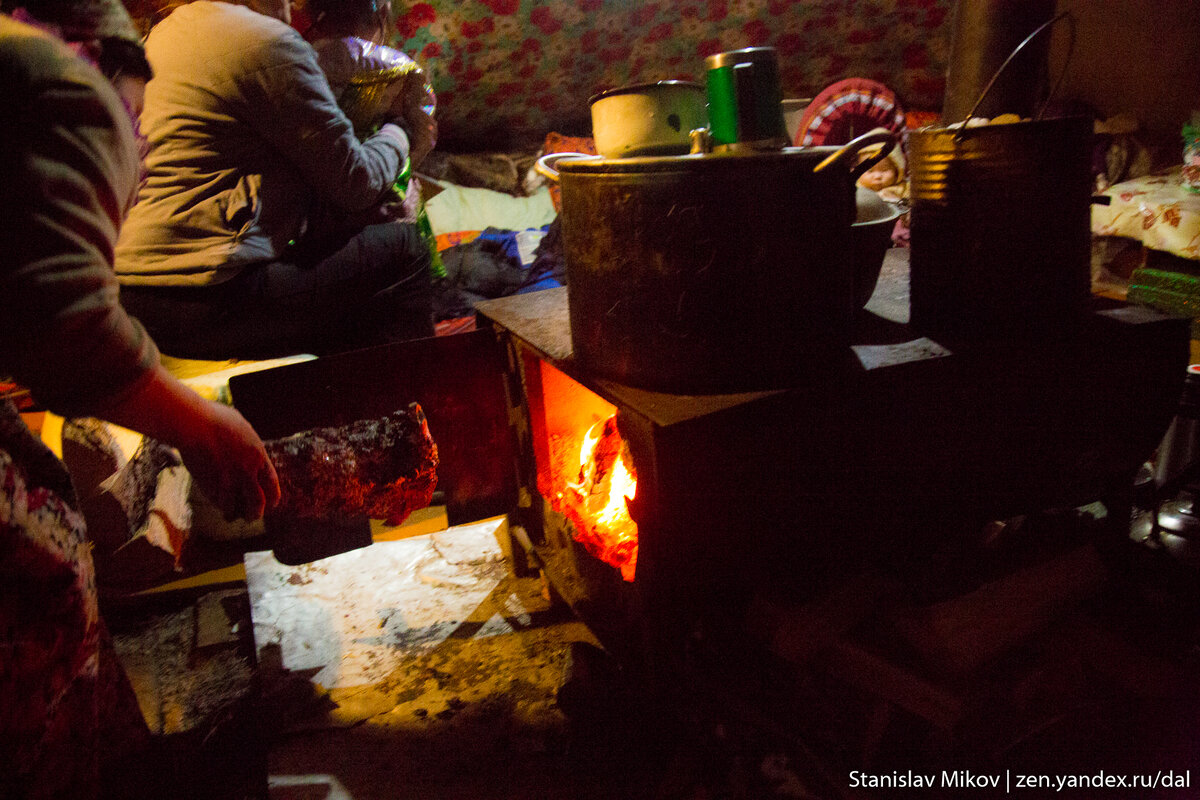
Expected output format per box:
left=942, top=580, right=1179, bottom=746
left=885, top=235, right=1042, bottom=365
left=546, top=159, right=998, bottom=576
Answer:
left=539, top=136, right=888, bottom=394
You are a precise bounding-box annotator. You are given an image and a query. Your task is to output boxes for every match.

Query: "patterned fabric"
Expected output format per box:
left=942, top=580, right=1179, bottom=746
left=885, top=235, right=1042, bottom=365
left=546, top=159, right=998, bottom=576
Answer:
left=435, top=229, right=483, bottom=251
left=381, top=0, right=953, bottom=150
left=1092, top=167, right=1200, bottom=261
left=0, top=401, right=148, bottom=799
left=540, top=131, right=597, bottom=212
left=794, top=77, right=905, bottom=147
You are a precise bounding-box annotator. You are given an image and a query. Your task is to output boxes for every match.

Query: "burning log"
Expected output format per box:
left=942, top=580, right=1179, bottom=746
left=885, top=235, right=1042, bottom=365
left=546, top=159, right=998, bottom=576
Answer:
left=565, top=415, right=638, bottom=581
left=571, top=415, right=624, bottom=510
left=266, top=404, right=438, bottom=526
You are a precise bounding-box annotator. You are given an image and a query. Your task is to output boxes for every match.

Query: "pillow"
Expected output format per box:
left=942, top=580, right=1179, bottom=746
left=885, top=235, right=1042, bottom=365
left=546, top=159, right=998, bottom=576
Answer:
left=423, top=181, right=557, bottom=238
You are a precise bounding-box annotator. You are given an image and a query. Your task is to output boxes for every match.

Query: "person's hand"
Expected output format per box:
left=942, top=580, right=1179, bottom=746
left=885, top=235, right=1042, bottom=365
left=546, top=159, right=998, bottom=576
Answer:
left=91, top=365, right=280, bottom=521
left=385, top=70, right=437, bottom=168
left=177, top=401, right=281, bottom=521
left=402, top=108, right=437, bottom=169
left=388, top=67, right=432, bottom=114
left=334, top=187, right=411, bottom=230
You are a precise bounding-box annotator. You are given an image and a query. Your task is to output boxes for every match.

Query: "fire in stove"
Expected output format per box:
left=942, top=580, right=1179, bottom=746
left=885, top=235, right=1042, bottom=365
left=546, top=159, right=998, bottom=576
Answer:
left=563, top=415, right=638, bottom=580
left=528, top=359, right=640, bottom=581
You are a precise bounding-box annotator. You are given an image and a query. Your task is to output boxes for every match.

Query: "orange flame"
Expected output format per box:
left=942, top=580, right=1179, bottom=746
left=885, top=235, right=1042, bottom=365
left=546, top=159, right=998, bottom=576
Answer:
left=562, top=415, right=638, bottom=581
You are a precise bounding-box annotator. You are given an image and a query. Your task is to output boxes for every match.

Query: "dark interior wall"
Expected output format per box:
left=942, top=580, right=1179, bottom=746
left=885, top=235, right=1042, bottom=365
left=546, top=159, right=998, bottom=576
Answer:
left=1051, top=0, right=1200, bottom=135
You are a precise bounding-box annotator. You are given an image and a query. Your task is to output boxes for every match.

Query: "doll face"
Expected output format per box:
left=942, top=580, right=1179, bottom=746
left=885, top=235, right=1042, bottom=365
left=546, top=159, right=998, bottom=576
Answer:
left=857, top=158, right=899, bottom=193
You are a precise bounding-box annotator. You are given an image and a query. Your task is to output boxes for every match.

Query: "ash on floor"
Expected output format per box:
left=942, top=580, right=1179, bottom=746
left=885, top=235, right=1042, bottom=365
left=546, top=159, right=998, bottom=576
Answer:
left=102, top=515, right=819, bottom=800
left=244, top=516, right=611, bottom=798
left=110, top=589, right=255, bottom=736
left=249, top=517, right=823, bottom=800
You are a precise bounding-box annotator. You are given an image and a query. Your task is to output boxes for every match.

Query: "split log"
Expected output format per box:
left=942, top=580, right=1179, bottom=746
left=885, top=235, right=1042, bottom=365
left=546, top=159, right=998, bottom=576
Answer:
left=266, top=403, right=438, bottom=526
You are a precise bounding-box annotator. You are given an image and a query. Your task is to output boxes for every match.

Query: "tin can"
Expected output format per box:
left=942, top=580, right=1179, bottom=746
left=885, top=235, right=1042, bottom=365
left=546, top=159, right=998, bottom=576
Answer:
left=704, top=47, right=789, bottom=151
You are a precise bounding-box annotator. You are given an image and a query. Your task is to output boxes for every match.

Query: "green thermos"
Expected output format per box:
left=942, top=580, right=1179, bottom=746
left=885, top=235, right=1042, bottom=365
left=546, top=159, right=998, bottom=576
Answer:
left=704, top=47, right=789, bottom=151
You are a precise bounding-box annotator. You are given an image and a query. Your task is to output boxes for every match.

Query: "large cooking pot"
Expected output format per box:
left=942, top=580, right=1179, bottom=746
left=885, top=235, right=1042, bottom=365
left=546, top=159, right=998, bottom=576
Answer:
left=536, top=130, right=893, bottom=393
left=853, top=187, right=904, bottom=308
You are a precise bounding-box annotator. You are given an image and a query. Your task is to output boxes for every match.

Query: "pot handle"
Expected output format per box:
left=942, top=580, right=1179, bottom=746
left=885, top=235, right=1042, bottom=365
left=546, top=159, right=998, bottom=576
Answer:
left=535, top=151, right=595, bottom=183
left=812, top=128, right=897, bottom=178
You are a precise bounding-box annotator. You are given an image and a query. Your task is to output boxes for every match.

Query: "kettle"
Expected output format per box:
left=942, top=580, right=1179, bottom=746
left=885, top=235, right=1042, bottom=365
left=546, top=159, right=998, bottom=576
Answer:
left=1133, top=364, right=1200, bottom=566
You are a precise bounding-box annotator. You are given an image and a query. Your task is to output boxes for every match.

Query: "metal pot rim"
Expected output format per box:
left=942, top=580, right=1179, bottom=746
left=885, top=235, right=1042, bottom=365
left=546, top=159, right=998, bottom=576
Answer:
left=703, top=46, right=778, bottom=71
left=588, top=80, right=705, bottom=106
left=909, top=114, right=1090, bottom=144
left=553, top=146, right=858, bottom=175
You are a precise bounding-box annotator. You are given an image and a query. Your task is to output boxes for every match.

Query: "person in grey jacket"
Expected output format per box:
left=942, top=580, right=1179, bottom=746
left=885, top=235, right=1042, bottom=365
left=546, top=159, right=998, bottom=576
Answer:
left=115, top=0, right=437, bottom=358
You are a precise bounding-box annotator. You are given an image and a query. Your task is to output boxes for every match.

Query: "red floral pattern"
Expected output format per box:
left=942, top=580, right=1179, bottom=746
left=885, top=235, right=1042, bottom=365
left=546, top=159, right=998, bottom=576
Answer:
left=386, top=0, right=952, bottom=150
left=0, top=403, right=148, bottom=797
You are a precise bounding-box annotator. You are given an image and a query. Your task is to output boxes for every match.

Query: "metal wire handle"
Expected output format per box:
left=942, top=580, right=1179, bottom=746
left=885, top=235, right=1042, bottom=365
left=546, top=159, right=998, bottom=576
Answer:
left=954, top=9, right=1077, bottom=140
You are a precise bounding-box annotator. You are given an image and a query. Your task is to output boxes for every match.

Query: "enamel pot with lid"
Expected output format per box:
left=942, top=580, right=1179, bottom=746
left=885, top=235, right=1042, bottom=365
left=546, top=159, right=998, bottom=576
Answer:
left=536, top=130, right=894, bottom=393
left=589, top=80, right=708, bottom=158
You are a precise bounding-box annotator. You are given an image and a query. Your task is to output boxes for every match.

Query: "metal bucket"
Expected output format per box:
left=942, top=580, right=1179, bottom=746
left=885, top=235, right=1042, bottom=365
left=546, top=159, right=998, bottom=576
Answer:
left=558, top=148, right=856, bottom=393
left=908, top=115, right=1093, bottom=341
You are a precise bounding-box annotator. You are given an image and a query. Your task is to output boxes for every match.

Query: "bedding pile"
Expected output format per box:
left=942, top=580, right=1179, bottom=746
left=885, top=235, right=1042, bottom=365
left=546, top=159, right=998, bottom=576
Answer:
left=421, top=135, right=583, bottom=325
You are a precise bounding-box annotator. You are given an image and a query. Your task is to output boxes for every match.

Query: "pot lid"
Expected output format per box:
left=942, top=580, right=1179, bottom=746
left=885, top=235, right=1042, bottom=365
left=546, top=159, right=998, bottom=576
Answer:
left=588, top=80, right=705, bottom=106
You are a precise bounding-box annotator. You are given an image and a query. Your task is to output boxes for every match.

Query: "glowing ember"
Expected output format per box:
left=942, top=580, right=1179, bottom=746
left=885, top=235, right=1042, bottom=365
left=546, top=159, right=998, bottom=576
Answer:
left=562, top=415, right=638, bottom=581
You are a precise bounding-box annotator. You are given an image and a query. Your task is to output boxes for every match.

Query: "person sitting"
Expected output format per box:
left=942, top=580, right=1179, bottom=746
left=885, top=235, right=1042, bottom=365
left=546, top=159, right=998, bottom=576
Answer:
left=0, top=1, right=280, bottom=795
left=303, top=0, right=445, bottom=278
left=114, top=0, right=438, bottom=360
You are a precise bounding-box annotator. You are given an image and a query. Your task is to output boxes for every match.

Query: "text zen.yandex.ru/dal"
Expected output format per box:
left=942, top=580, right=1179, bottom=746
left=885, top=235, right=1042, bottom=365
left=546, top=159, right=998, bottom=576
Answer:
left=848, top=769, right=1192, bottom=792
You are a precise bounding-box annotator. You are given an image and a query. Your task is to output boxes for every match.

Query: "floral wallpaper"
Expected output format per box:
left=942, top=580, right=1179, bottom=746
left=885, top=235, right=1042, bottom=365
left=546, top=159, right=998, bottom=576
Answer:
left=126, top=0, right=954, bottom=152
left=388, top=0, right=953, bottom=150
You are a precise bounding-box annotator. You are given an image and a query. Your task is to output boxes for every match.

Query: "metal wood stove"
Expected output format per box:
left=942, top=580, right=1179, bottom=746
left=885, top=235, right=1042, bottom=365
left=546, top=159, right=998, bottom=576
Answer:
left=475, top=281, right=1188, bottom=669
left=224, top=268, right=1191, bottom=773
left=229, top=270, right=1188, bottom=677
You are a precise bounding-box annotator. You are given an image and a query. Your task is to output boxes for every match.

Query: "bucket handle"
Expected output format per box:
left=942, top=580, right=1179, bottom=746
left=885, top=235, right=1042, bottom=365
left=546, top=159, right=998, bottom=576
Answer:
left=954, top=9, right=1077, bottom=140
left=813, top=128, right=897, bottom=178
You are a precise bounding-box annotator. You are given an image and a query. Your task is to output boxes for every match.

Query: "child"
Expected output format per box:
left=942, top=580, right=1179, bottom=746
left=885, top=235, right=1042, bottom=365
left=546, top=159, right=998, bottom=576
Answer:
left=856, top=138, right=907, bottom=204
left=305, top=0, right=444, bottom=274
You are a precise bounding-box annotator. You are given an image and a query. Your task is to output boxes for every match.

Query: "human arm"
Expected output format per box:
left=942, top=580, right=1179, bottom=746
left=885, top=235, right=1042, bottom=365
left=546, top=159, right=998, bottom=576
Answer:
left=0, top=23, right=279, bottom=519
left=95, top=366, right=281, bottom=520
left=386, top=108, right=436, bottom=171
left=238, top=27, right=411, bottom=212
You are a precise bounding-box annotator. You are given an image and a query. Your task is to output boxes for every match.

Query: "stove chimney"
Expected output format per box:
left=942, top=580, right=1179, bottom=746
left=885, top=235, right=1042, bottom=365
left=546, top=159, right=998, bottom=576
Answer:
left=942, top=0, right=1057, bottom=123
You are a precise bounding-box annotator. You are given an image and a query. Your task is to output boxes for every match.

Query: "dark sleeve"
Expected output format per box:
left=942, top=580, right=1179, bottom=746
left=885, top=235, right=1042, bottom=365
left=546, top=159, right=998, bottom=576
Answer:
left=0, top=30, right=159, bottom=418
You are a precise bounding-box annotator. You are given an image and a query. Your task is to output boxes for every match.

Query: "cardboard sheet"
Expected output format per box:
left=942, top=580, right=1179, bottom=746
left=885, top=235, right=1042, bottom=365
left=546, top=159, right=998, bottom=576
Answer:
left=245, top=516, right=517, bottom=689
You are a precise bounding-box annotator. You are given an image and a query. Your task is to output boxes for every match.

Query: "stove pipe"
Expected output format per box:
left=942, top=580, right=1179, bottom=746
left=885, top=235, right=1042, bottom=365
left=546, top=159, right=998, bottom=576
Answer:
left=942, top=0, right=1057, bottom=123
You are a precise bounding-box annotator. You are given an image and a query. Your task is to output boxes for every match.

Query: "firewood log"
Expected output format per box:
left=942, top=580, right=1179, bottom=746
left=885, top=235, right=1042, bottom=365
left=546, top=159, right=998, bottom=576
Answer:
left=265, top=404, right=438, bottom=526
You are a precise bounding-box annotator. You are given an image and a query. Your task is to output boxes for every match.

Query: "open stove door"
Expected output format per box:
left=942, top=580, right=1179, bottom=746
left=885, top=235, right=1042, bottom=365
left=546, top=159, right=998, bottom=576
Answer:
left=228, top=330, right=516, bottom=563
